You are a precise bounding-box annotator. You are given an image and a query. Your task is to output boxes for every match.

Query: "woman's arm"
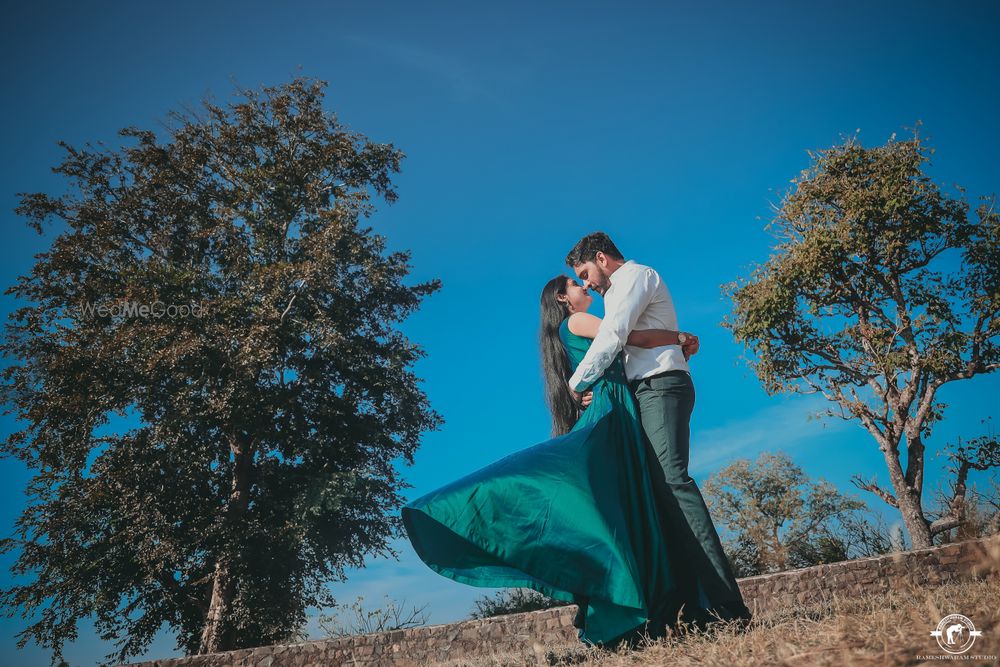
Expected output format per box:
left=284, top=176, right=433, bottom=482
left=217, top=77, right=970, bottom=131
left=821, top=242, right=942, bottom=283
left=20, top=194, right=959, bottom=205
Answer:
left=567, top=312, right=684, bottom=348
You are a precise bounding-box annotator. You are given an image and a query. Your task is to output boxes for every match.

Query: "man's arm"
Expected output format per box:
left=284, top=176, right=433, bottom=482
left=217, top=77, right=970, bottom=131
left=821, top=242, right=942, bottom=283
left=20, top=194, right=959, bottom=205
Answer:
left=568, top=312, right=690, bottom=349
left=567, top=267, right=657, bottom=392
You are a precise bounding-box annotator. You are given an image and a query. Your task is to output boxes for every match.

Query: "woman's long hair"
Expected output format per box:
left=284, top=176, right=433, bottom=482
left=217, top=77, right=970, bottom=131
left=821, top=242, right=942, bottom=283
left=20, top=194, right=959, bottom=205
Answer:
left=540, top=275, right=579, bottom=435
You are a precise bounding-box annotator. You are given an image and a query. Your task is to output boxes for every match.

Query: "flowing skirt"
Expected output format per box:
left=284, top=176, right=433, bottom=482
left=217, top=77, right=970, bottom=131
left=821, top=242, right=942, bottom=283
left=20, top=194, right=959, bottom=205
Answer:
left=401, top=376, right=683, bottom=646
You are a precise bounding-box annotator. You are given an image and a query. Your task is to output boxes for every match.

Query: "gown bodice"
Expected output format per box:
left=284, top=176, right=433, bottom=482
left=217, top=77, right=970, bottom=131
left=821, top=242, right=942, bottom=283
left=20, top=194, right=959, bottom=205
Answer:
left=558, top=318, right=634, bottom=426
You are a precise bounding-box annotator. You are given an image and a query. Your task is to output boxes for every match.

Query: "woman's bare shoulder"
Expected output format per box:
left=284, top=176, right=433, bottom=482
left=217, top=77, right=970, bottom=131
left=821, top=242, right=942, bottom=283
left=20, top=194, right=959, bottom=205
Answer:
left=567, top=312, right=602, bottom=338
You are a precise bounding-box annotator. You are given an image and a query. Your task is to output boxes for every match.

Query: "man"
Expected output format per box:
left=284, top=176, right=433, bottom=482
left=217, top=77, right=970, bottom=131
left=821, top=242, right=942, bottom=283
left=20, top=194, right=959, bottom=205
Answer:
left=565, top=231, right=752, bottom=630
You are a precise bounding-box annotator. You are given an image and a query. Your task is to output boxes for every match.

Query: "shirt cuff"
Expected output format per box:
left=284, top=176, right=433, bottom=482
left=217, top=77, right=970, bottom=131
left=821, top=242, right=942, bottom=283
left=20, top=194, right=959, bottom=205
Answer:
left=569, top=373, right=594, bottom=393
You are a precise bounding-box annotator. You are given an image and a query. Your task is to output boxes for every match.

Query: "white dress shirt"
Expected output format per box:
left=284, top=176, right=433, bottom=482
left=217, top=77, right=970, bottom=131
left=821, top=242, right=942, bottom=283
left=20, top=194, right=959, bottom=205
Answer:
left=568, top=260, right=689, bottom=392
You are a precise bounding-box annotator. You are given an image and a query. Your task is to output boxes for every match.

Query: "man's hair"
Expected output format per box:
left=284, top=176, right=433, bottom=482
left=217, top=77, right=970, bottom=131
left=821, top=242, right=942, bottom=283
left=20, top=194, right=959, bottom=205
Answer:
left=565, top=231, right=625, bottom=267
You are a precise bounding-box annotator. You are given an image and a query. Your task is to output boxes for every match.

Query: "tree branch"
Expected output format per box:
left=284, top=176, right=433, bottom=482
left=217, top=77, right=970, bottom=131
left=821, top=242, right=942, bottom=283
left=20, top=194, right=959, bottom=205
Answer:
left=850, top=473, right=899, bottom=508
left=279, top=279, right=307, bottom=325
left=931, top=430, right=1000, bottom=535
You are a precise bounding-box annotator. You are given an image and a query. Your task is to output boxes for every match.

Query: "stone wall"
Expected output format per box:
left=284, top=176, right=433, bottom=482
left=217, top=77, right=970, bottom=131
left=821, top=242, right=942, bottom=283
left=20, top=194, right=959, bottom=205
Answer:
left=123, top=534, right=999, bottom=667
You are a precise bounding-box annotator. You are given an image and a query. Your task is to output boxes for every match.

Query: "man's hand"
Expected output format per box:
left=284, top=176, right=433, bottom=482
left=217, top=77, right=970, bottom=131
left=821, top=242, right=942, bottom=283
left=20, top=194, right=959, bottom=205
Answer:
left=568, top=385, right=594, bottom=410
left=682, top=333, right=700, bottom=361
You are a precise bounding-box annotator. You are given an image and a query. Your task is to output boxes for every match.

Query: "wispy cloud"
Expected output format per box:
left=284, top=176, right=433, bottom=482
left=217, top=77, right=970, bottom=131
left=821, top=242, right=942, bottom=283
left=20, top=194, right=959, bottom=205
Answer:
left=690, top=394, right=851, bottom=476
left=344, top=35, right=499, bottom=104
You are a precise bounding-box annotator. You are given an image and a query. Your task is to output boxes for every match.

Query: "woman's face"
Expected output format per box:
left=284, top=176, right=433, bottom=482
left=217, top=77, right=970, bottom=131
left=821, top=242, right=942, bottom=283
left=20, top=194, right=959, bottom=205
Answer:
left=562, top=278, right=592, bottom=314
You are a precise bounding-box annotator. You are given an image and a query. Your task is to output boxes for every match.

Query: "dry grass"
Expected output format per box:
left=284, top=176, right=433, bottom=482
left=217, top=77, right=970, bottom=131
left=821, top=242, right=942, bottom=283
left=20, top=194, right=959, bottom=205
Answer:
left=435, top=541, right=1000, bottom=667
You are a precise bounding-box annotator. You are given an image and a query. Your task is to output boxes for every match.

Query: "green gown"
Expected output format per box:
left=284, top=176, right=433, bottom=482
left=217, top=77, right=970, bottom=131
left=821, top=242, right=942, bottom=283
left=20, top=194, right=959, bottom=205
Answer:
left=401, top=319, right=684, bottom=646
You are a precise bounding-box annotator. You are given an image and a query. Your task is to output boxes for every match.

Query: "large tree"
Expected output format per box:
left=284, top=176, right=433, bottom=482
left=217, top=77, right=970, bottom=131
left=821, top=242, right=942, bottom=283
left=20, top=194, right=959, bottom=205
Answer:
left=702, top=451, right=865, bottom=575
left=723, top=126, right=999, bottom=550
left=0, top=76, right=441, bottom=665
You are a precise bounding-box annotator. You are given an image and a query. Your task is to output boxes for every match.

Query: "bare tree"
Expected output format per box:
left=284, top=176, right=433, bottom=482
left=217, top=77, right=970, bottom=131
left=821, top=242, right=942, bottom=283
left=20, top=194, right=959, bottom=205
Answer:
left=317, top=595, right=429, bottom=638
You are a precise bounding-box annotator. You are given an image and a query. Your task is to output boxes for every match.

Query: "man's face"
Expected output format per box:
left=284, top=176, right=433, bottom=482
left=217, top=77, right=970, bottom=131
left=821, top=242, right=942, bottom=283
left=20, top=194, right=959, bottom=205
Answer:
left=572, top=258, right=612, bottom=296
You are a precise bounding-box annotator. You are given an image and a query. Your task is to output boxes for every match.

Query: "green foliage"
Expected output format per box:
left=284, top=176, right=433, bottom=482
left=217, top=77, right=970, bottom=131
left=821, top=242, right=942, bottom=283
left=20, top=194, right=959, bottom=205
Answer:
left=468, top=588, right=566, bottom=620
left=0, top=75, right=441, bottom=665
left=787, top=534, right=850, bottom=570
left=721, top=125, right=999, bottom=549
left=722, top=124, right=998, bottom=400
left=703, top=452, right=865, bottom=574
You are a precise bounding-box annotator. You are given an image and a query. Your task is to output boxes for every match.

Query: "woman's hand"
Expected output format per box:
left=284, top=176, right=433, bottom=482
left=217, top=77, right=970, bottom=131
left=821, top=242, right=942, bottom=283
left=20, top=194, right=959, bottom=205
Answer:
left=569, top=385, right=594, bottom=410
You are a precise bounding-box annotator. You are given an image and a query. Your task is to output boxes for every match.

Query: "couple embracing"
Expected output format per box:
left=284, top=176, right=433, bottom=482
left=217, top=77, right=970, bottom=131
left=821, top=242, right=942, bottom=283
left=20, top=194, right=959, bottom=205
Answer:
left=401, top=232, right=752, bottom=647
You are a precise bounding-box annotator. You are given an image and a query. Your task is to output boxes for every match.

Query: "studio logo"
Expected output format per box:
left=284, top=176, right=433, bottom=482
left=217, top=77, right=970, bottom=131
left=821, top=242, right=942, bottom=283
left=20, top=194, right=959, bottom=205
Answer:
left=930, top=614, right=983, bottom=655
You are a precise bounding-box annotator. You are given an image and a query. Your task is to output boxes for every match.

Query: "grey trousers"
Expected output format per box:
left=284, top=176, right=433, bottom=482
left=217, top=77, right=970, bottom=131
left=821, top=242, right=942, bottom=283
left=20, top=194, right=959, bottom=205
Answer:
left=631, top=370, right=751, bottom=625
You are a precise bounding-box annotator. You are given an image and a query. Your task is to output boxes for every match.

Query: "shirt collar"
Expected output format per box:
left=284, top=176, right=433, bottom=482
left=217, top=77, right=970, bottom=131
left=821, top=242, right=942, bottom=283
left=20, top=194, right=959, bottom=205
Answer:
left=608, top=259, right=635, bottom=285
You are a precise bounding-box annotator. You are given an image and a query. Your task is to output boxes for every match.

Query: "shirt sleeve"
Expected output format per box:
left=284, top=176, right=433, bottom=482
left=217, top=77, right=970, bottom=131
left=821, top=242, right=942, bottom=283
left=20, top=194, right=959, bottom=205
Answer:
left=568, top=267, right=657, bottom=392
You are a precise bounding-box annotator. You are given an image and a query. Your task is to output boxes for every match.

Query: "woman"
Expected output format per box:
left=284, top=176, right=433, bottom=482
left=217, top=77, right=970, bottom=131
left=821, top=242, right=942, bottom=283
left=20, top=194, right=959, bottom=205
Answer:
left=401, top=275, right=695, bottom=647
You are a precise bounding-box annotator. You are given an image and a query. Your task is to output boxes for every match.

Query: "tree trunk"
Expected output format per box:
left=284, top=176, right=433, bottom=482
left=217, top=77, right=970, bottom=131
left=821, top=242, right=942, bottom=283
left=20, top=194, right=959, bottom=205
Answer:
left=876, top=435, right=933, bottom=549
left=770, top=525, right=788, bottom=571
left=896, top=486, right=933, bottom=549
left=198, top=433, right=255, bottom=654
left=903, top=426, right=927, bottom=502
left=199, top=560, right=233, bottom=654
left=900, top=426, right=932, bottom=548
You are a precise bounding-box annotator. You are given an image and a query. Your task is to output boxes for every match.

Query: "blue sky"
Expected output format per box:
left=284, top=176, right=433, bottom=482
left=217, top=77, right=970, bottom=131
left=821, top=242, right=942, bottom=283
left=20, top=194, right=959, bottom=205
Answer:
left=2, top=1, right=999, bottom=665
